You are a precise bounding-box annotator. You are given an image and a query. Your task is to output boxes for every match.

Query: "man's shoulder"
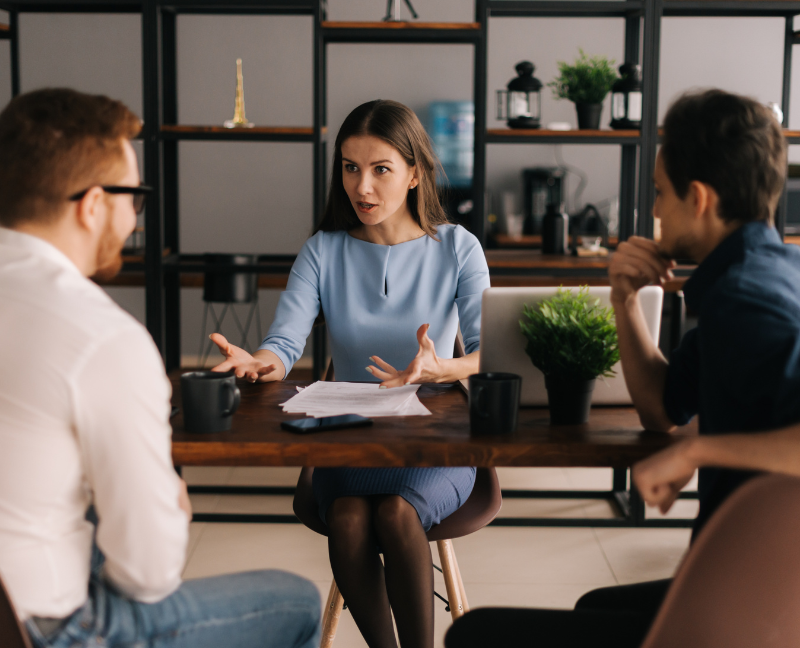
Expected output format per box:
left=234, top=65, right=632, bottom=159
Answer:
left=714, top=246, right=800, bottom=315
left=0, top=252, right=146, bottom=355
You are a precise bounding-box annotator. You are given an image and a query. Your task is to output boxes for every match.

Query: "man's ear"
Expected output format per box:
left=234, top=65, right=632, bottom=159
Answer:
left=73, top=186, right=106, bottom=234
left=688, top=180, right=719, bottom=222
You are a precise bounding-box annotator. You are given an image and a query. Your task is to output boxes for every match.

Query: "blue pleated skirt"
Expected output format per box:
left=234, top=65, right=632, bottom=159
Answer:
left=312, top=467, right=476, bottom=531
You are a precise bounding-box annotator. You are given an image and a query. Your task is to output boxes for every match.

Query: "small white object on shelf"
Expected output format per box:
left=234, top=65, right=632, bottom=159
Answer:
left=546, top=122, right=572, bottom=131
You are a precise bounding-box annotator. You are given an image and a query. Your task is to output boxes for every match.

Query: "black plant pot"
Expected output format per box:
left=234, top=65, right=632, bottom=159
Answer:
left=575, top=103, right=603, bottom=130
left=544, top=376, right=596, bottom=425
left=203, top=253, right=258, bottom=304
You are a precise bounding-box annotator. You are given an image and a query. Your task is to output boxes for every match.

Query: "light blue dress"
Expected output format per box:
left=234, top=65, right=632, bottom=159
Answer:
left=258, top=223, right=490, bottom=530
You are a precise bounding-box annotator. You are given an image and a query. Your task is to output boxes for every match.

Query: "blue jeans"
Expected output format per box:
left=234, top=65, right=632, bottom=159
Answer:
left=25, top=568, right=321, bottom=648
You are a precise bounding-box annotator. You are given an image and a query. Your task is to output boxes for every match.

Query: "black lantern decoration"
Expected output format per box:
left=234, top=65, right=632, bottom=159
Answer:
left=610, top=63, right=643, bottom=130
left=497, top=61, right=542, bottom=129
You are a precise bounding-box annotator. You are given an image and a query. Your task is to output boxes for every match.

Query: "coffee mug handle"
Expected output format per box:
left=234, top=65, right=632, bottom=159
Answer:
left=221, top=383, right=241, bottom=417
left=474, top=385, right=489, bottom=418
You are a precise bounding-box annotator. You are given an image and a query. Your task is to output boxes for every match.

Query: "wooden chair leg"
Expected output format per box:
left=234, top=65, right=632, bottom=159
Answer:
left=437, top=539, right=467, bottom=621
left=452, top=548, right=470, bottom=613
left=320, top=579, right=344, bottom=648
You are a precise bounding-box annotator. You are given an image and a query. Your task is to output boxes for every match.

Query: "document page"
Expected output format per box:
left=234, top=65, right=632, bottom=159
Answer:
left=281, top=382, right=431, bottom=418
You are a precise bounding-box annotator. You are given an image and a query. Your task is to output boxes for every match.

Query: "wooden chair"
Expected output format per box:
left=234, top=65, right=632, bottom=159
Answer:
left=0, top=574, right=33, bottom=648
left=295, top=333, right=500, bottom=647
left=641, top=473, right=800, bottom=648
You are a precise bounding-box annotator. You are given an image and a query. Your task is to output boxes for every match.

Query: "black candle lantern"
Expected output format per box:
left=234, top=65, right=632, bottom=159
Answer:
left=610, top=63, right=643, bottom=130
left=497, top=61, right=542, bottom=129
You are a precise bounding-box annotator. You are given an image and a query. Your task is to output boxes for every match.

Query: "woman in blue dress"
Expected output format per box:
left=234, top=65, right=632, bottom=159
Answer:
left=211, top=99, right=490, bottom=648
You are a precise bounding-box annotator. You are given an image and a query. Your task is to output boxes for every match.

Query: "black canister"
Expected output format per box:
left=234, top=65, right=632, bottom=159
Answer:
left=541, top=202, right=569, bottom=255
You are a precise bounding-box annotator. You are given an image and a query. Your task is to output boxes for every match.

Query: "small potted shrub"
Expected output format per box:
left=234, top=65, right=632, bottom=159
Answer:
left=520, top=286, right=619, bottom=424
left=548, top=49, right=619, bottom=130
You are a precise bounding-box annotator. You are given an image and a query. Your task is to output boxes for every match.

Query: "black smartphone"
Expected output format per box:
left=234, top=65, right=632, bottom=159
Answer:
left=281, top=414, right=373, bottom=434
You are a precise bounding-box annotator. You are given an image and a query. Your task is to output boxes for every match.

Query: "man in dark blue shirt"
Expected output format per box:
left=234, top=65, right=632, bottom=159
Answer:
left=446, top=90, right=799, bottom=648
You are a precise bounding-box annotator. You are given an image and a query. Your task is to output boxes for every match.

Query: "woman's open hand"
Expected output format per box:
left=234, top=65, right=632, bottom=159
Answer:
left=366, top=324, right=444, bottom=388
left=210, top=333, right=280, bottom=383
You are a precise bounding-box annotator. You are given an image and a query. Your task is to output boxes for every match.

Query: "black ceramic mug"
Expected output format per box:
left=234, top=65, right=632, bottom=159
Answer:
left=468, top=372, right=522, bottom=436
left=181, top=370, right=241, bottom=434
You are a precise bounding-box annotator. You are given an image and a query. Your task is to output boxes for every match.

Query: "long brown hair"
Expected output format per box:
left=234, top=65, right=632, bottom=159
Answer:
left=316, top=99, right=449, bottom=238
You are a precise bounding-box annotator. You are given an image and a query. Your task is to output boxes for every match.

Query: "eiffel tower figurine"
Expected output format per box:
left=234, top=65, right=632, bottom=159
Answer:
left=383, top=0, right=418, bottom=21
left=224, top=58, right=255, bottom=129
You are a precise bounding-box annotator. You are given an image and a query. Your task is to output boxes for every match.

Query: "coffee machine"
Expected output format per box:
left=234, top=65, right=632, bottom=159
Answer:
left=522, top=167, right=565, bottom=235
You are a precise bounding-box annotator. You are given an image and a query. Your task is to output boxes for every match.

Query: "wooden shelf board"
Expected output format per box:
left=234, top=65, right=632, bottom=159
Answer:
left=321, top=21, right=480, bottom=30
left=485, top=249, right=612, bottom=270
left=488, top=128, right=640, bottom=139
left=0, top=24, right=10, bottom=32
left=161, top=125, right=317, bottom=135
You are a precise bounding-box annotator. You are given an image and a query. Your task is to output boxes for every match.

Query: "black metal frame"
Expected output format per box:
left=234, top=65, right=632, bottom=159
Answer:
left=186, top=480, right=699, bottom=528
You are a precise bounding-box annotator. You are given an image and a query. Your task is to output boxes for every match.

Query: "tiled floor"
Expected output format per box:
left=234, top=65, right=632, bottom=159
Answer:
left=184, top=467, right=695, bottom=648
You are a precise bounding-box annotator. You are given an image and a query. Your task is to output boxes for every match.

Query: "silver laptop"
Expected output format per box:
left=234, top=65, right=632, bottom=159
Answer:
left=480, top=286, right=663, bottom=406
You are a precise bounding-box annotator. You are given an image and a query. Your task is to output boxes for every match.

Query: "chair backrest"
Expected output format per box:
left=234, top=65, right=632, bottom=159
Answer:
left=0, top=575, right=33, bottom=648
left=641, top=473, right=800, bottom=648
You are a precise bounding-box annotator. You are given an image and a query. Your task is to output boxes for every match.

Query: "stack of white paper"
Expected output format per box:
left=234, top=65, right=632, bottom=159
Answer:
left=281, top=381, right=431, bottom=418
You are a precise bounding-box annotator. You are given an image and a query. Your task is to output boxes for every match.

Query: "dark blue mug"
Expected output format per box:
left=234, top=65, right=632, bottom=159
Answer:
left=181, top=370, right=241, bottom=434
left=468, top=372, right=522, bottom=436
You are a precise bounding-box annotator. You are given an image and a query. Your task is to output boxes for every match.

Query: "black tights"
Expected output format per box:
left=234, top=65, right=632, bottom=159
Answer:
left=326, top=495, right=434, bottom=648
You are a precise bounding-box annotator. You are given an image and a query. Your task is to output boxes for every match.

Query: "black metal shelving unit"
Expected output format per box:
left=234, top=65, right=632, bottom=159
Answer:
left=5, top=0, right=800, bottom=528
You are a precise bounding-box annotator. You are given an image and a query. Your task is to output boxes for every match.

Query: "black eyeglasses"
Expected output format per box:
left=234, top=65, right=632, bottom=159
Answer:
left=69, top=184, right=153, bottom=215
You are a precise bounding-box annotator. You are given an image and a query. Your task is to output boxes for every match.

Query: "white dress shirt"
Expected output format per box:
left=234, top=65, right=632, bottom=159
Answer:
left=0, top=227, right=188, bottom=621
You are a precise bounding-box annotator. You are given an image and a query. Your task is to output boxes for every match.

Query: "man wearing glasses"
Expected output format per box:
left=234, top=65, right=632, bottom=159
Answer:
left=0, top=89, right=320, bottom=648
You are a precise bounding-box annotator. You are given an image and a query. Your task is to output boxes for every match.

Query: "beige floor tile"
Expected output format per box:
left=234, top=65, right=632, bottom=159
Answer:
left=448, top=527, right=615, bottom=584
left=498, top=498, right=598, bottom=519
left=227, top=467, right=302, bottom=486
left=181, top=466, right=232, bottom=485
left=460, top=581, right=613, bottom=610
left=564, top=468, right=614, bottom=490
left=182, top=522, right=333, bottom=582
left=188, top=493, right=220, bottom=513
left=580, top=498, right=619, bottom=519
left=213, top=494, right=295, bottom=515
left=496, top=467, right=571, bottom=490
left=593, top=527, right=691, bottom=584
left=644, top=498, right=699, bottom=521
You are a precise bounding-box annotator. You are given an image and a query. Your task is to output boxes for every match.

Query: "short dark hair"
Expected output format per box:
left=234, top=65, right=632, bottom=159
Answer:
left=316, top=99, right=449, bottom=238
left=661, top=89, right=786, bottom=225
left=0, top=88, right=142, bottom=227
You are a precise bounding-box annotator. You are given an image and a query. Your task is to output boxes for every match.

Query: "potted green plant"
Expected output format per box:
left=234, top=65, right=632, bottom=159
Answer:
left=520, top=286, right=620, bottom=424
left=548, top=49, right=619, bottom=130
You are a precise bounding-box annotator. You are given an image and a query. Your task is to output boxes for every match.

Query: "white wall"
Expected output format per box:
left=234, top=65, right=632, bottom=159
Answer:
left=1, top=6, right=799, bottom=359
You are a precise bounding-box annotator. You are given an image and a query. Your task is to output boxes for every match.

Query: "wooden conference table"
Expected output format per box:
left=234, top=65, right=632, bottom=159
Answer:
left=170, top=375, right=696, bottom=527
left=171, top=376, right=694, bottom=469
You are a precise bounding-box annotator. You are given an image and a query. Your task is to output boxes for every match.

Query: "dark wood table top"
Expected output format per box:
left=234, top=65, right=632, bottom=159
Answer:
left=170, top=377, right=695, bottom=468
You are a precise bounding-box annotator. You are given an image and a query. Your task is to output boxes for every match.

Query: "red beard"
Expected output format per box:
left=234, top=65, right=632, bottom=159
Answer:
left=91, top=214, right=126, bottom=282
